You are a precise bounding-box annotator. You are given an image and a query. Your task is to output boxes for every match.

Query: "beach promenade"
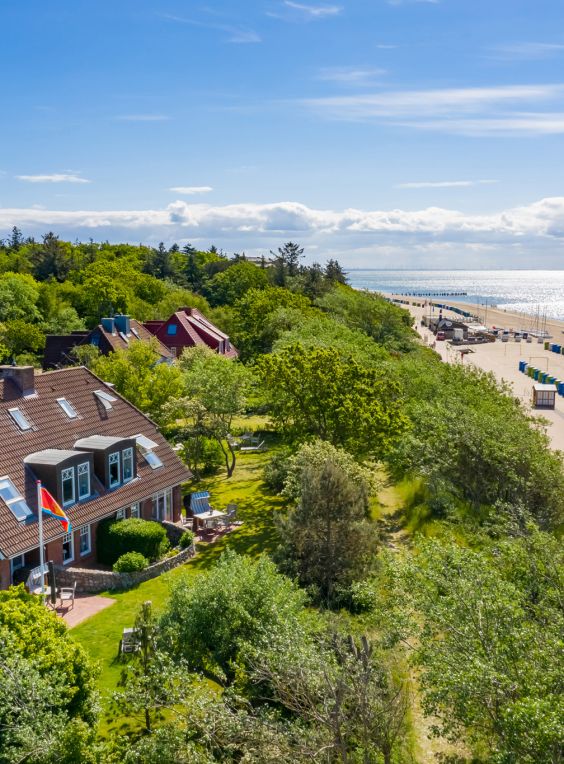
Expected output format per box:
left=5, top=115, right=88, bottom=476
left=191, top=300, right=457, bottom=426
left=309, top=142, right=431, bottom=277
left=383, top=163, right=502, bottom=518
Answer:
left=392, top=296, right=564, bottom=452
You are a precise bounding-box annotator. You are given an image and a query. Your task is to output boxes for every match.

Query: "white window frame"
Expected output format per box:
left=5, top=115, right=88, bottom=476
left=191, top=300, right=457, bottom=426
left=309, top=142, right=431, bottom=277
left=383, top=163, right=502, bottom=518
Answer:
left=153, top=488, right=172, bottom=521
left=108, top=452, right=120, bottom=488
left=62, top=532, right=74, bottom=565
left=61, top=467, right=75, bottom=507
left=0, top=476, right=34, bottom=522
left=77, top=462, right=90, bottom=500
left=122, top=447, right=134, bottom=483
left=115, top=507, right=126, bottom=520
left=57, top=397, right=78, bottom=419
left=79, top=525, right=91, bottom=556
left=130, top=502, right=141, bottom=519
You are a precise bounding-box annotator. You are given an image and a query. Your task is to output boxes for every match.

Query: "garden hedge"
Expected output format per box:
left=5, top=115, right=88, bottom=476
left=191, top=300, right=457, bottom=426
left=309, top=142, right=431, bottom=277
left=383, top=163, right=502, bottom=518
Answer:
left=113, top=551, right=149, bottom=572
left=96, top=517, right=170, bottom=566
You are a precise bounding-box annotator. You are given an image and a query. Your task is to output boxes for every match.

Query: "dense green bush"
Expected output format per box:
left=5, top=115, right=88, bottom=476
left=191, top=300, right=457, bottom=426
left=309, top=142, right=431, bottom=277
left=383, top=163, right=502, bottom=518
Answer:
left=96, top=518, right=169, bottom=566
left=179, top=530, right=195, bottom=549
left=113, top=551, right=149, bottom=573
left=262, top=448, right=292, bottom=491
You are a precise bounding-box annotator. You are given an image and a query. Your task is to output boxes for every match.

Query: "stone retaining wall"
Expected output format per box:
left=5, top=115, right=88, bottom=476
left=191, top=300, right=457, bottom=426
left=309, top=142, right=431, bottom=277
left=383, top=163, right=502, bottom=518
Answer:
left=55, top=544, right=196, bottom=593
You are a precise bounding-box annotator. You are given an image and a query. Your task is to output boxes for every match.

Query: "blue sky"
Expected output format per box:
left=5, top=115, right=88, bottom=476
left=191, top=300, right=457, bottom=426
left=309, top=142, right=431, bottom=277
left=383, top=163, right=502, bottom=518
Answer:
left=1, top=0, right=564, bottom=267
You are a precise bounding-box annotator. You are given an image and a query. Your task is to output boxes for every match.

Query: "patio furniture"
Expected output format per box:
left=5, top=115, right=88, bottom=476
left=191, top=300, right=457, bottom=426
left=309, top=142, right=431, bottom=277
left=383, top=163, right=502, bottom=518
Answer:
left=227, top=434, right=241, bottom=449
left=226, top=503, right=238, bottom=521
left=119, top=627, right=140, bottom=656
left=240, top=440, right=266, bottom=453
left=58, top=582, right=76, bottom=611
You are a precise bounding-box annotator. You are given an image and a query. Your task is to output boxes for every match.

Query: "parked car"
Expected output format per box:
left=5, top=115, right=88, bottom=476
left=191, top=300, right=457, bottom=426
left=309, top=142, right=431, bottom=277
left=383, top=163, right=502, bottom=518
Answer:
left=436, top=331, right=446, bottom=341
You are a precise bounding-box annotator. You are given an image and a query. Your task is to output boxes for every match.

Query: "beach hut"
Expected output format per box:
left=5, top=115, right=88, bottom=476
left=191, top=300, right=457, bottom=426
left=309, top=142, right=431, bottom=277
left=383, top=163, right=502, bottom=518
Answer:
left=532, top=384, right=557, bottom=410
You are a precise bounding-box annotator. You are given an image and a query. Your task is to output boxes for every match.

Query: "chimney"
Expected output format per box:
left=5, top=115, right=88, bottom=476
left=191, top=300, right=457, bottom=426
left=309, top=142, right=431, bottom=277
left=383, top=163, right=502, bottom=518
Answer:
left=0, top=365, right=36, bottom=397
left=114, top=314, right=131, bottom=335
left=101, top=317, right=115, bottom=334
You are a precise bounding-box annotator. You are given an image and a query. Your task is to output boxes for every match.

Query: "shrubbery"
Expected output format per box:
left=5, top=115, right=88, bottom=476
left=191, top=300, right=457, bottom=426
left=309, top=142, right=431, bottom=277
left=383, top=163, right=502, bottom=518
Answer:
left=96, top=518, right=169, bottom=566
left=113, top=551, right=149, bottom=573
left=179, top=530, right=195, bottom=549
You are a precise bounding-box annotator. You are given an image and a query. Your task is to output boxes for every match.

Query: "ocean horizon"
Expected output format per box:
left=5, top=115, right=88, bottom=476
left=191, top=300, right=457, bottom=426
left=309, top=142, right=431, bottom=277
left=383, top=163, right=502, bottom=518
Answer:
left=347, top=269, right=564, bottom=321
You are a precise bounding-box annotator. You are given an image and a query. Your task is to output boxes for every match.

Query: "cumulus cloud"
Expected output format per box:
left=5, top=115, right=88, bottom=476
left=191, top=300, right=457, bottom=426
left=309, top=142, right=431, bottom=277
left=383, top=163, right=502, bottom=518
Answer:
left=16, top=173, right=91, bottom=184
left=169, top=186, right=214, bottom=195
left=3, top=197, right=564, bottom=267
left=2, top=196, right=564, bottom=237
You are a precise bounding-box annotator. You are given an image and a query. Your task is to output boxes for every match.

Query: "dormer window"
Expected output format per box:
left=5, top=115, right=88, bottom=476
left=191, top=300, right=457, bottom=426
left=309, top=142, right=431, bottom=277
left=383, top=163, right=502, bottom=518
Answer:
left=77, top=462, right=90, bottom=500
left=61, top=467, right=75, bottom=507
left=57, top=398, right=78, bottom=419
left=8, top=407, right=32, bottom=431
left=109, top=452, right=120, bottom=488
left=123, top=447, right=134, bottom=482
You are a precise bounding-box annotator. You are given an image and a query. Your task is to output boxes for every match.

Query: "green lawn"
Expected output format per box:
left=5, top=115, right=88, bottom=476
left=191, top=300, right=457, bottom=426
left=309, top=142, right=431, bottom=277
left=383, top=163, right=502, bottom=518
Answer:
left=71, top=448, right=285, bottom=707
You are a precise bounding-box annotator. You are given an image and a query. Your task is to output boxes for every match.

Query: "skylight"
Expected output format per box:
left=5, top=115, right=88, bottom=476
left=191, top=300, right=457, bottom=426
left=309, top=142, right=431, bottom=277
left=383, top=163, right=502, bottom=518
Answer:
left=93, top=390, right=118, bottom=410
left=8, top=407, right=32, bottom=431
left=119, top=331, right=129, bottom=344
left=57, top=397, right=78, bottom=419
left=134, top=434, right=159, bottom=451
left=131, top=327, right=140, bottom=339
left=0, top=476, right=34, bottom=522
left=143, top=451, right=163, bottom=469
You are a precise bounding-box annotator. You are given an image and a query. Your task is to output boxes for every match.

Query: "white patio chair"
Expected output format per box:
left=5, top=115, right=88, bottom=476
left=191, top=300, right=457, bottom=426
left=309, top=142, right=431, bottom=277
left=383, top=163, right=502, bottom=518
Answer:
left=59, top=582, right=76, bottom=611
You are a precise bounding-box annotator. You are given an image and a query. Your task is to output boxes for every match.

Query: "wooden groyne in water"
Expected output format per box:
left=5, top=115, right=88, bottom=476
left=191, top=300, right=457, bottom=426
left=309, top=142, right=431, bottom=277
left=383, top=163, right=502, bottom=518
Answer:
left=394, top=291, right=468, bottom=297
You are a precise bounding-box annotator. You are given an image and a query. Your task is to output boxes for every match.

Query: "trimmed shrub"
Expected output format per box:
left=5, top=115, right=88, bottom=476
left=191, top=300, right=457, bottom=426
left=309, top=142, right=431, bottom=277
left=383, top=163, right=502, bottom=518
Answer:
left=179, top=530, right=195, bottom=549
left=96, top=517, right=170, bottom=566
left=113, top=552, right=149, bottom=573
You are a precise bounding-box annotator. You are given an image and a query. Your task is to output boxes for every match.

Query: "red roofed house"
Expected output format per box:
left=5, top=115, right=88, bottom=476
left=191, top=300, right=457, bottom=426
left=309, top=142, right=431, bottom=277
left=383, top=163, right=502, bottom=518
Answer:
left=144, top=308, right=238, bottom=359
left=0, top=364, right=192, bottom=590
left=43, top=314, right=173, bottom=370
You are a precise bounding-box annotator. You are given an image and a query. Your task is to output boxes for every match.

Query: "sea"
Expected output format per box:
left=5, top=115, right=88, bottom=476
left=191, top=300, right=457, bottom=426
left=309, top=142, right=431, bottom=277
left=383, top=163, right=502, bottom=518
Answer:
left=347, top=270, right=564, bottom=321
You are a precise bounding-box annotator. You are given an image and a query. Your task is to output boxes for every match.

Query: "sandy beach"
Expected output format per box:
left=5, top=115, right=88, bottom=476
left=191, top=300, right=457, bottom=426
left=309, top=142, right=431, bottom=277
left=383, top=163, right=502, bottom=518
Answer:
left=388, top=294, right=564, bottom=452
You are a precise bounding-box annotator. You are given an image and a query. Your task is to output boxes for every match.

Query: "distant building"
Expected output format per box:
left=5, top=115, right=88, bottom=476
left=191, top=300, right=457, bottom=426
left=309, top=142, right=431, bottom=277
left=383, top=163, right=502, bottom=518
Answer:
left=0, top=365, right=191, bottom=590
left=43, top=314, right=173, bottom=370
left=429, top=317, right=469, bottom=340
left=144, top=307, right=238, bottom=359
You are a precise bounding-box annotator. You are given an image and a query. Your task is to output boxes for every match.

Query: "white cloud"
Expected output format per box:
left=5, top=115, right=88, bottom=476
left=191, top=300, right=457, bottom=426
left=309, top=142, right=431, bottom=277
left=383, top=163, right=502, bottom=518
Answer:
left=115, top=114, right=171, bottom=122
left=161, top=13, right=261, bottom=43
left=169, top=186, right=214, bottom=195
left=281, top=1, right=342, bottom=18
left=317, top=67, right=387, bottom=85
left=304, top=83, right=564, bottom=135
left=16, top=173, right=91, bottom=184
left=2, top=195, right=564, bottom=238
left=490, top=42, right=564, bottom=61
left=396, top=179, right=499, bottom=189
left=3, top=196, right=564, bottom=267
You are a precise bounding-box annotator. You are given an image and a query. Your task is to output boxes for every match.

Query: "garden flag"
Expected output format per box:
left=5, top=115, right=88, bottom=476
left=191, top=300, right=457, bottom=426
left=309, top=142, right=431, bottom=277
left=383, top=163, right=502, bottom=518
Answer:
left=40, top=485, right=72, bottom=533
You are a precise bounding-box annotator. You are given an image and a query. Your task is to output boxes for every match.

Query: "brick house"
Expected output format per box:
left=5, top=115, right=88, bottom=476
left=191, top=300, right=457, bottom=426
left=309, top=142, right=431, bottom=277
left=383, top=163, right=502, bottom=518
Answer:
left=43, top=314, right=173, bottom=370
left=0, top=364, right=192, bottom=589
left=144, top=307, right=238, bottom=359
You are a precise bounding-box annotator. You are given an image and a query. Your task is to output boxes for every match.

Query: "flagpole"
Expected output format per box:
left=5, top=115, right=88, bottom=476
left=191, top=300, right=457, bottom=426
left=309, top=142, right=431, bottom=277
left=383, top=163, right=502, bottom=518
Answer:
left=37, top=480, right=45, bottom=597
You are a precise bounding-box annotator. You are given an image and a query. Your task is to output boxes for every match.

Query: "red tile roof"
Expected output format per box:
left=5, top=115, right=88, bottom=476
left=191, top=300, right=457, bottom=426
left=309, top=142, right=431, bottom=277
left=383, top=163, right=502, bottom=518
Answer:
left=0, top=367, right=192, bottom=558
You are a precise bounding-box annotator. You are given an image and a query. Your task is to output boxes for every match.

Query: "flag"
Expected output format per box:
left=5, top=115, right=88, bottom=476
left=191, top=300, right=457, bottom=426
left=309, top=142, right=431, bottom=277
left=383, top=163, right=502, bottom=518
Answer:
left=40, top=486, right=72, bottom=534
